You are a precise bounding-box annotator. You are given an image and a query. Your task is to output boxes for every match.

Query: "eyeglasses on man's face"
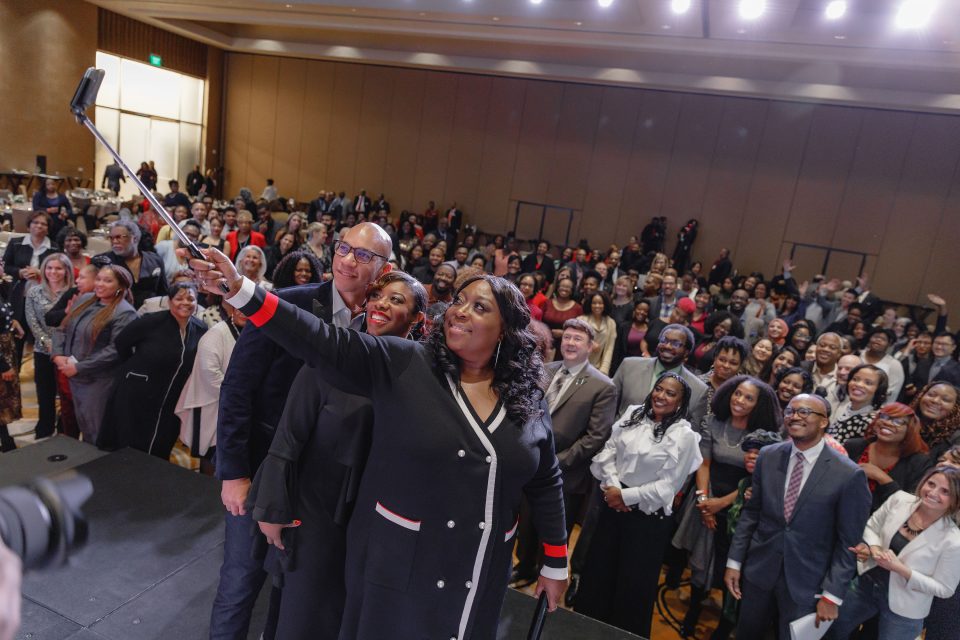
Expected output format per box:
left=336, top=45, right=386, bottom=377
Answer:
left=333, top=240, right=387, bottom=264
left=659, top=337, right=686, bottom=350
left=783, top=406, right=828, bottom=419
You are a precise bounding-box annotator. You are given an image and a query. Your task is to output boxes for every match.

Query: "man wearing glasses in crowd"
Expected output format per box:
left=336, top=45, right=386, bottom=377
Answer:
left=210, top=222, right=392, bottom=639
left=94, top=219, right=167, bottom=308
left=725, top=394, right=870, bottom=640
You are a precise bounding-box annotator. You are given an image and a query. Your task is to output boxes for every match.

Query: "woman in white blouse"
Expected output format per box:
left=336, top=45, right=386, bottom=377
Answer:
left=828, top=465, right=960, bottom=640
left=575, top=372, right=703, bottom=638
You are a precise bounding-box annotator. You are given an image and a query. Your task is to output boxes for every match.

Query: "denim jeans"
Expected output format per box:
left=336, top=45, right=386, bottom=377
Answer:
left=827, top=571, right=924, bottom=640
left=209, top=511, right=268, bottom=640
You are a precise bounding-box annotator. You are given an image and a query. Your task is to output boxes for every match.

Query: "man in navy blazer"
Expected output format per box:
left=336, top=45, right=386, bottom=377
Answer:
left=725, top=393, right=871, bottom=639
left=210, top=223, right=393, bottom=639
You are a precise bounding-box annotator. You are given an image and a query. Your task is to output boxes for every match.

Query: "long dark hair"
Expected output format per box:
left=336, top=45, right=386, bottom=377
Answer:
left=271, top=249, right=323, bottom=289
left=618, top=372, right=692, bottom=441
left=425, top=273, right=544, bottom=425
left=711, top=374, right=782, bottom=431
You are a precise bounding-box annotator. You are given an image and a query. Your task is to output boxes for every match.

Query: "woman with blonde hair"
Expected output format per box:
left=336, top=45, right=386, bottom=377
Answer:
left=52, top=265, right=137, bottom=444
left=24, top=253, right=75, bottom=438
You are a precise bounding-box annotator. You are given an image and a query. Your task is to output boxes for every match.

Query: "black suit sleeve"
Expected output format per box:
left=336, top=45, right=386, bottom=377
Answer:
left=523, top=407, right=568, bottom=573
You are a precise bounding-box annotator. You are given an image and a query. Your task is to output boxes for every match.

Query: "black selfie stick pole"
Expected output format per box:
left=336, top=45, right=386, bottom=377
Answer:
left=527, top=592, right=549, bottom=640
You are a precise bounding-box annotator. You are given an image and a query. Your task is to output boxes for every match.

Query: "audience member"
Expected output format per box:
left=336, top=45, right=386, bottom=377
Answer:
left=611, top=300, right=650, bottom=375
left=578, top=292, right=616, bottom=376
left=742, top=337, right=776, bottom=377
left=30, top=178, right=71, bottom=238
left=0, top=299, right=22, bottom=452
left=234, top=245, right=270, bottom=289
left=831, top=364, right=888, bottom=444
left=56, top=227, right=90, bottom=277
left=95, top=220, right=167, bottom=308
left=861, top=327, right=906, bottom=401
left=226, top=210, right=266, bottom=261
left=697, top=336, right=750, bottom=421
left=270, top=250, right=323, bottom=290
left=911, top=382, right=959, bottom=459
left=774, top=366, right=814, bottom=410
left=163, top=179, right=191, bottom=209
left=541, top=277, right=583, bottom=354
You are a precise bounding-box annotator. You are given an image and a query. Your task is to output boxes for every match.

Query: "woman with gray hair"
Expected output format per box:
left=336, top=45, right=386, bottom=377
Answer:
left=234, top=245, right=272, bottom=290
left=24, top=253, right=75, bottom=438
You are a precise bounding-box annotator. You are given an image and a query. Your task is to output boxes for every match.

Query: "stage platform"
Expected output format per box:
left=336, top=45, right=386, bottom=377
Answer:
left=2, top=437, right=640, bottom=639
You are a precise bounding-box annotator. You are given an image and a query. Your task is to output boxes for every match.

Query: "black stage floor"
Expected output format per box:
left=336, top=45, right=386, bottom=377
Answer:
left=2, top=437, right=639, bottom=639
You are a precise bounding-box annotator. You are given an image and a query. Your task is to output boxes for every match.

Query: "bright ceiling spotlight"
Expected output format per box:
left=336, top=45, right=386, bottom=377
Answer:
left=825, top=0, right=847, bottom=20
left=739, top=0, right=766, bottom=20
left=598, top=0, right=614, bottom=7
left=530, top=0, right=544, bottom=4
left=894, top=0, right=937, bottom=29
left=671, top=0, right=692, bottom=13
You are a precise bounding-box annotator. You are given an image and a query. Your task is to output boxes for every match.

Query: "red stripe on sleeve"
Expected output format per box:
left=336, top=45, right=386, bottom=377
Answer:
left=248, top=292, right=279, bottom=327
left=542, top=543, right=567, bottom=558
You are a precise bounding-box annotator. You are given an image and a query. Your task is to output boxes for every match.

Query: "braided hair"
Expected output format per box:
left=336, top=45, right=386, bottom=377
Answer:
left=618, top=372, right=692, bottom=442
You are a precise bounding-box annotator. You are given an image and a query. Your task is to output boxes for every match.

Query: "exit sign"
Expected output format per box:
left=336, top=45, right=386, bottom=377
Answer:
left=149, top=53, right=162, bottom=67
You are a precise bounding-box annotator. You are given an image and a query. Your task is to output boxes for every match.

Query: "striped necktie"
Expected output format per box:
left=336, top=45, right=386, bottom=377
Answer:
left=783, top=452, right=805, bottom=521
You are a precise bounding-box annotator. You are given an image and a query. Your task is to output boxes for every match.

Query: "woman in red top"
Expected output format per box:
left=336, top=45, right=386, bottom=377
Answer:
left=517, top=273, right=546, bottom=321
left=540, top=276, right=582, bottom=356
left=226, top=210, right=266, bottom=261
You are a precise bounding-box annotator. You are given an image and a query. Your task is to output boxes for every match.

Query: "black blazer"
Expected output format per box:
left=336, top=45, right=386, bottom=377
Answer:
left=2, top=237, right=59, bottom=285
left=217, top=281, right=333, bottom=481
left=843, top=438, right=934, bottom=514
left=520, top=254, right=555, bottom=284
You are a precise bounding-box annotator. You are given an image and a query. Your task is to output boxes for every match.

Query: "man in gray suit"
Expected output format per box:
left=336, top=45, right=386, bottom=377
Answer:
left=511, top=319, right=617, bottom=587
left=724, top=394, right=871, bottom=639
left=612, top=323, right=709, bottom=428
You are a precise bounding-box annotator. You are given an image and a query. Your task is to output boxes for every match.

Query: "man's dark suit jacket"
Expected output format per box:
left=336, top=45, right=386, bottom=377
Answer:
left=544, top=361, right=617, bottom=494
left=728, top=440, right=871, bottom=606
left=217, top=281, right=331, bottom=481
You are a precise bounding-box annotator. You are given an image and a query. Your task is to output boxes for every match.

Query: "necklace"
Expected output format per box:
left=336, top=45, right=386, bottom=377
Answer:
left=903, top=512, right=929, bottom=536
left=720, top=421, right=746, bottom=448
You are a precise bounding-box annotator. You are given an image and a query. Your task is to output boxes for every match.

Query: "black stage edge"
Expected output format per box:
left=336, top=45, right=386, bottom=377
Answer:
left=3, top=436, right=640, bottom=639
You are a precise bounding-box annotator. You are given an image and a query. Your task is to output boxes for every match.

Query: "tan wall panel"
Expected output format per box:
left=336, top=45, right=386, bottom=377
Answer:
left=618, top=91, right=684, bottom=242
left=223, top=54, right=254, bottom=197
left=696, top=97, right=769, bottom=270
left=547, top=84, right=602, bottom=217
left=922, top=178, right=960, bottom=318
left=204, top=47, right=225, bottom=180
left=382, top=69, right=427, bottom=213
left=784, top=105, right=862, bottom=246
left=831, top=110, right=915, bottom=255
left=444, top=75, right=493, bottom=219
left=272, top=57, right=307, bottom=200
left=326, top=64, right=365, bottom=195
left=735, top=102, right=814, bottom=276
left=872, top=114, right=960, bottom=303
left=244, top=56, right=280, bottom=194
left=475, top=77, right=526, bottom=233
left=296, top=60, right=336, bottom=202
left=581, top=87, right=642, bottom=249
left=412, top=72, right=458, bottom=210
left=354, top=66, right=395, bottom=196
left=511, top=82, right=564, bottom=205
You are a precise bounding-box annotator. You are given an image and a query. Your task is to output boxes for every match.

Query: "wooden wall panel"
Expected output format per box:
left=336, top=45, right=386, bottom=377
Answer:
left=736, top=102, right=814, bottom=275
left=922, top=169, right=960, bottom=307
left=697, top=97, right=768, bottom=269
left=444, top=75, right=493, bottom=217
left=271, top=57, right=307, bottom=199
left=98, top=8, right=207, bottom=78
left=830, top=110, right=915, bottom=255
left=296, top=60, right=336, bottom=201
left=354, top=66, right=395, bottom=196
left=244, top=56, right=280, bottom=192
left=511, top=82, right=564, bottom=205
left=411, top=73, right=458, bottom=212
left=381, top=69, right=426, bottom=212
left=223, top=54, right=254, bottom=196
left=476, top=77, right=526, bottom=232
left=784, top=105, right=862, bottom=246
left=325, top=64, right=365, bottom=195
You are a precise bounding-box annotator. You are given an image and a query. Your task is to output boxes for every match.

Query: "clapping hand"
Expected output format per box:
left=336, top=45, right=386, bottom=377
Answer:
left=848, top=543, right=870, bottom=563
left=600, top=485, right=630, bottom=512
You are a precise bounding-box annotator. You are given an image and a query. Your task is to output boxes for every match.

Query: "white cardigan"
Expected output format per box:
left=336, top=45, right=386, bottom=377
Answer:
left=175, top=320, right=237, bottom=456
left=858, top=490, right=960, bottom=618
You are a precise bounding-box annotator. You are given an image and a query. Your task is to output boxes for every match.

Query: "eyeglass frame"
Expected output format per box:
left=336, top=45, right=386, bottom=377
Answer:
left=658, top=337, right=688, bottom=350
left=333, top=239, right=387, bottom=264
left=876, top=412, right=910, bottom=427
left=783, top=406, right=828, bottom=419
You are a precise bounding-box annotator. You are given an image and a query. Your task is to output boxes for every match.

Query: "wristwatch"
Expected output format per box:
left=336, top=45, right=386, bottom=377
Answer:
left=695, top=491, right=708, bottom=504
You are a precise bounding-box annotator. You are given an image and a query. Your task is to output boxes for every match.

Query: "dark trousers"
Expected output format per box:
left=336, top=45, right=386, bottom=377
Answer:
left=569, top=485, right=602, bottom=575
left=575, top=505, right=672, bottom=638
left=33, top=352, right=57, bottom=438
left=210, top=511, right=278, bottom=640
left=736, top=570, right=815, bottom=640
left=514, top=490, right=583, bottom=577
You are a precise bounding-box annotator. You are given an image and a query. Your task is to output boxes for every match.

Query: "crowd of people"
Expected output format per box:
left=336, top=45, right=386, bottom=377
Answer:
left=1, top=175, right=958, bottom=640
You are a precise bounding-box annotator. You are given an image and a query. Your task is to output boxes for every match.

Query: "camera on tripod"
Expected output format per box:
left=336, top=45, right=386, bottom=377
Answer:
left=0, top=473, right=92, bottom=571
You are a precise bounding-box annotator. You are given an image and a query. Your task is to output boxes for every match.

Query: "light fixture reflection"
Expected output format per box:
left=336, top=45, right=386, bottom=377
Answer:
left=739, top=0, right=766, bottom=20
left=671, top=0, right=692, bottom=13
left=895, top=0, right=937, bottom=29
left=825, top=0, right=846, bottom=20
left=598, top=0, right=614, bottom=7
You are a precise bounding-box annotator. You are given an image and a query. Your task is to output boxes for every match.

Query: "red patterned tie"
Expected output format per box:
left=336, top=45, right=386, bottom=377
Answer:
left=783, top=452, right=805, bottom=522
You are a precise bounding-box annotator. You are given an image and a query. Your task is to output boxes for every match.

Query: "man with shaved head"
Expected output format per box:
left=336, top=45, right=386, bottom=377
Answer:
left=210, top=222, right=392, bottom=639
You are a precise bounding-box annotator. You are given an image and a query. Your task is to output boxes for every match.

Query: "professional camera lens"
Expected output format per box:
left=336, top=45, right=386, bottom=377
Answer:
left=0, top=473, right=92, bottom=571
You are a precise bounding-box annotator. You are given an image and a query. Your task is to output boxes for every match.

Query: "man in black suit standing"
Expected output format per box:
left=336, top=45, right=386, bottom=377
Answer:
left=725, top=393, right=871, bottom=640
left=210, top=222, right=393, bottom=639
left=352, top=189, right=370, bottom=218
left=511, top=319, right=617, bottom=588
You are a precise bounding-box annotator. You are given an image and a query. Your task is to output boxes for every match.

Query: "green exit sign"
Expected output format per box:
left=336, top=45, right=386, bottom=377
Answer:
left=149, top=53, right=162, bottom=67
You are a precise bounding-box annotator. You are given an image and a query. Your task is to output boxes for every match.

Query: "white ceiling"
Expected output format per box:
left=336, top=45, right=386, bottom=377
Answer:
left=89, top=0, right=960, bottom=113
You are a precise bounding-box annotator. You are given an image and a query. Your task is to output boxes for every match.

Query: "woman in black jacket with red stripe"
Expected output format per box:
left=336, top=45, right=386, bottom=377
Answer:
left=184, top=227, right=567, bottom=640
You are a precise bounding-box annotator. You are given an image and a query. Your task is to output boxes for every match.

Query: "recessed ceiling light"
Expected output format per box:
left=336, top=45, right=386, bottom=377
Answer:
left=492, top=16, right=500, bottom=21
left=419, top=11, right=426, bottom=16
left=662, top=24, right=672, bottom=30
left=738, top=0, right=765, bottom=20
left=824, top=1, right=846, bottom=20
left=834, top=34, right=846, bottom=39
left=530, top=0, right=544, bottom=4
left=575, top=20, right=583, bottom=26
left=895, top=0, right=938, bottom=29
left=284, top=3, right=292, bottom=7
left=671, top=0, right=692, bottom=13
left=598, top=0, right=614, bottom=7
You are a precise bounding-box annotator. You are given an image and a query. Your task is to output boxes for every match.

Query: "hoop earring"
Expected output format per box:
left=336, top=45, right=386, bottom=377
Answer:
left=493, top=340, right=501, bottom=369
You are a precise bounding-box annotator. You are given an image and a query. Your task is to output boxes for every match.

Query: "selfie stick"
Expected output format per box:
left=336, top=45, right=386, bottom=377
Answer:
left=69, top=67, right=228, bottom=293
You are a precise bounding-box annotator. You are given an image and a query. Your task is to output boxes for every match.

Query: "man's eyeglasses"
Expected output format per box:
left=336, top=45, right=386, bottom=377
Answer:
left=783, top=407, right=827, bottom=419
left=333, top=240, right=387, bottom=264
left=109, top=234, right=130, bottom=241
left=877, top=413, right=910, bottom=427
left=659, top=337, right=686, bottom=350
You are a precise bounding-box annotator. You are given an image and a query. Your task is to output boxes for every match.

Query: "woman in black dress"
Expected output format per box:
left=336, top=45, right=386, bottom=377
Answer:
left=249, top=271, right=426, bottom=639
left=99, top=282, right=207, bottom=459
left=186, top=228, right=567, bottom=640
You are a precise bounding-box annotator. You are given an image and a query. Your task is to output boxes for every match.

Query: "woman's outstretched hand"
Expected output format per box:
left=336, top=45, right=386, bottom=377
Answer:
left=176, top=247, right=244, bottom=298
